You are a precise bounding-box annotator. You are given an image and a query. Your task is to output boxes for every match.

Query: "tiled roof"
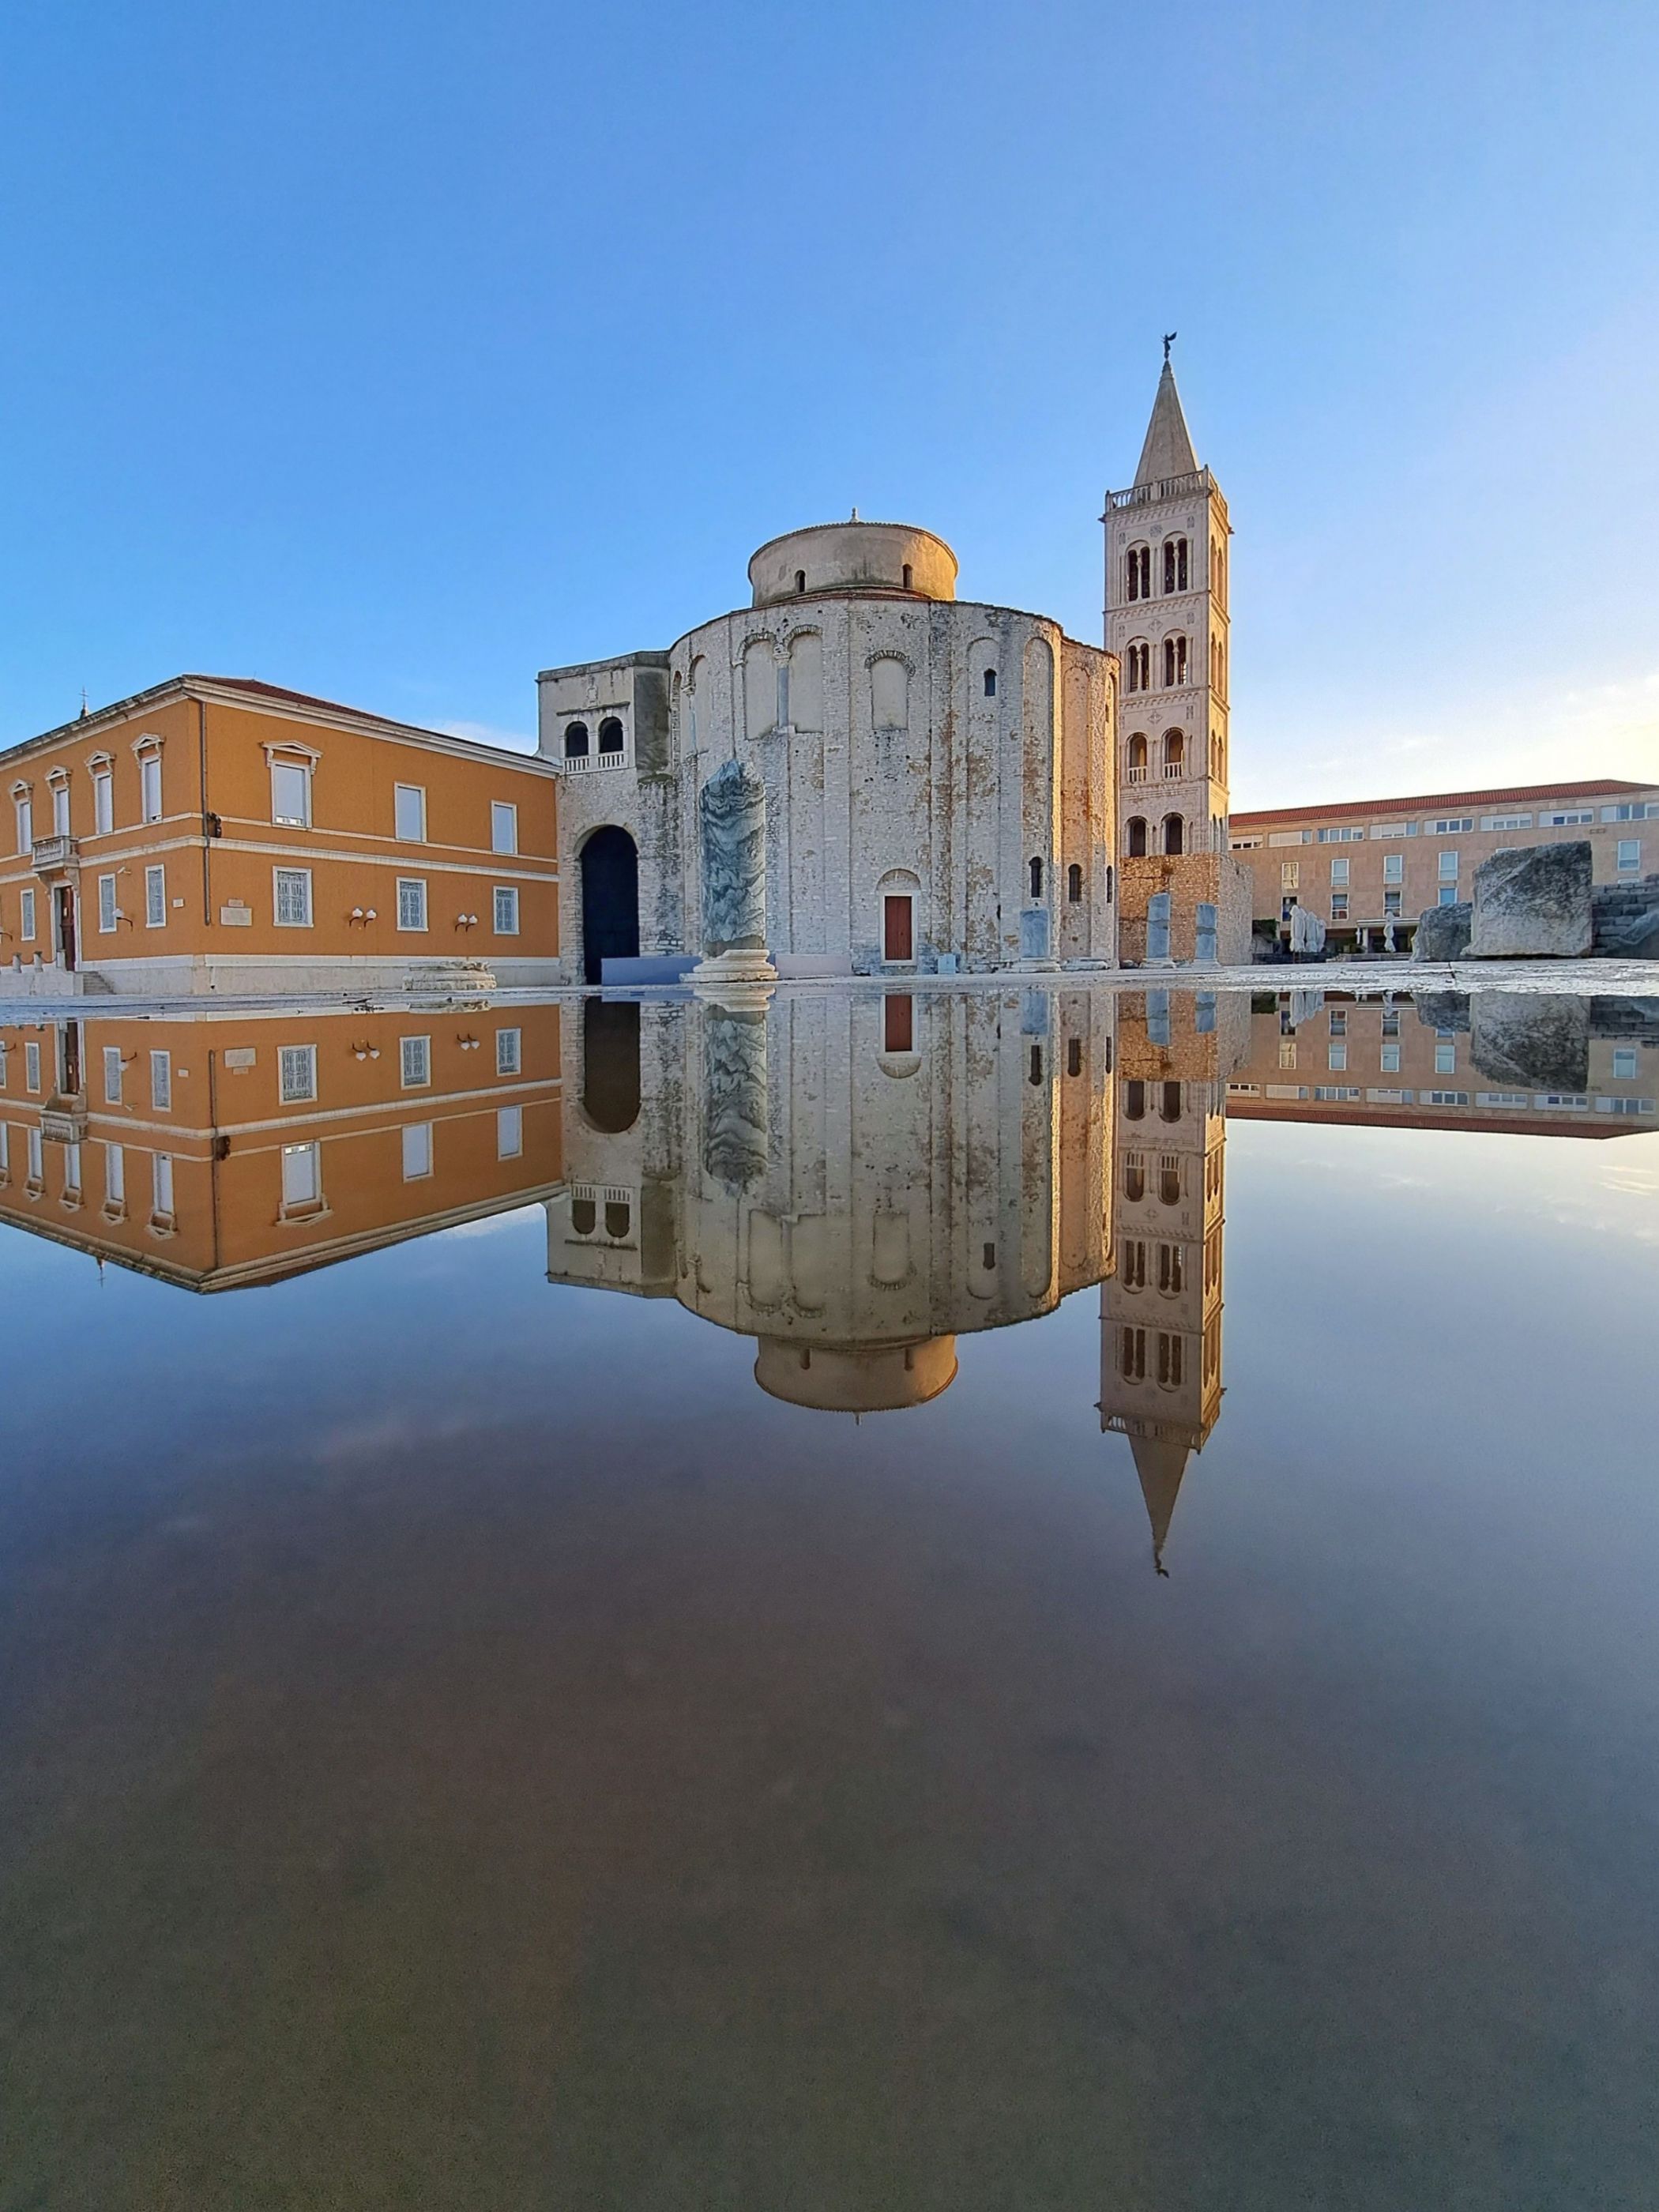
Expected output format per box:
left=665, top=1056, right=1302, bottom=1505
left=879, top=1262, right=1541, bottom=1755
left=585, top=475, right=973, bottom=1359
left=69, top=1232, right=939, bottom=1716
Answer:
left=1231, top=778, right=1650, bottom=829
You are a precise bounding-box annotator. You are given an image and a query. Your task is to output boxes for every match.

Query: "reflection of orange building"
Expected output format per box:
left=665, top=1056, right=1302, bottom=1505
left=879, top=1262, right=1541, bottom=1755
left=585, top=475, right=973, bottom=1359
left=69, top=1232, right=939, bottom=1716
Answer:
left=0, top=676, right=559, bottom=998
left=0, top=1004, right=562, bottom=1288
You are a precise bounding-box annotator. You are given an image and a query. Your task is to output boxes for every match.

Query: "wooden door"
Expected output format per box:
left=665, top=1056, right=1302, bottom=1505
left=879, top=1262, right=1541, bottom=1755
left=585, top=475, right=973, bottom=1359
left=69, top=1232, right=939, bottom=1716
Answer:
left=882, top=894, right=912, bottom=961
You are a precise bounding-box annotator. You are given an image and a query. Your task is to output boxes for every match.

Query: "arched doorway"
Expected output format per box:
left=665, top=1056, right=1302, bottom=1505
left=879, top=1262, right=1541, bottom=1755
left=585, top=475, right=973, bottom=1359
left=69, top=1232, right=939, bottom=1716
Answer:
left=580, top=826, right=639, bottom=984
left=581, top=999, right=640, bottom=1133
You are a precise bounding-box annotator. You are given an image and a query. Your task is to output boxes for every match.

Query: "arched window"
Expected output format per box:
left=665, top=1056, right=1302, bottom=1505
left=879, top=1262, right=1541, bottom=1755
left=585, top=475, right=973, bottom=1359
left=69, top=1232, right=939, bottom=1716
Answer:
left=983, top=668, right=997, bottom=698
left=598, top=717, right=624, bottom=756
left=1127, top=545, right=1150, bottom=601
left=1159, top=1155, right=1181, bottom=1206
left=1104, top=864, right=1114, bottom=905
left=604, top=1200, right=631, bottom=1240
left=570, top=1197, right=596, bottom=1236
left=901, top=563, right=913, bottom=591
left=1067, top=863, right=1083, bottom=903
left=1126, top=641, right=1149, bottom=692
left=1120, top=1326, right=1146, bottom=1381
left=1163, top=731, right=1185, bottom=776
left=1029, top=856, right=1043, bottom=901
left=1029, top=1045, right=1044, bottom=1085
left=1123, top=1240, right=1146, bottom=1288
left=1161, top=1082, right=1182, bottom=1122
left=795, top=569, right=806, bottom=592
left=1157, top=1243, right=1183, bottom=1294
left=1163, top=537, right=1189, bottom=592
left=1162, top=814, right=1185, bottom=856
left=1157, top=1333, right=1184, bottom=1387
left=1127, top=732, right=1149, bottom=782
left=1067, top=1036, right=1083, bottom=1076
left=563, top=720, right=589, bottom=760
left=1124, top=1152, right=1146, bottom=1202
left=1124, top=1080, right=1146, bottom=1121
left=1127, top=816, right=1148, bottom=858
left=1163, top=634, right=1188, bottom=687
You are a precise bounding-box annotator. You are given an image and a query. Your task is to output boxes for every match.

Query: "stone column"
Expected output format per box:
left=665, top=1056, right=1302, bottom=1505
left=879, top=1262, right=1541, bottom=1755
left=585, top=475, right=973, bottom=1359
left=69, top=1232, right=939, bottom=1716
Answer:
left=1146, top=890, right=1173, bottom=965
left=691, top=757, right=777, bottom=1003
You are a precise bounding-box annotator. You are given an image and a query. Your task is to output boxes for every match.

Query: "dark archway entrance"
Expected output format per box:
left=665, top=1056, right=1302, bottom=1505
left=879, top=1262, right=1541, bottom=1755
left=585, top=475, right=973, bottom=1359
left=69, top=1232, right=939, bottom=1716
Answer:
left=580, top=826, right=639, bottom=984
left=581, top=1000, right=640, bottom=1133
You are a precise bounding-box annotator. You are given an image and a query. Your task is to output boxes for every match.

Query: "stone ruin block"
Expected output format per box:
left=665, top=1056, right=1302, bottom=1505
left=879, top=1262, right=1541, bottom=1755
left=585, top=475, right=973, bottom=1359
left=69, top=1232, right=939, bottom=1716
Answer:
left=1467, top=841, right=1593, bottom=959
left=1410, top=901, right=1472, bottom=961
left=1470, top=993, right=1589, bottom=1093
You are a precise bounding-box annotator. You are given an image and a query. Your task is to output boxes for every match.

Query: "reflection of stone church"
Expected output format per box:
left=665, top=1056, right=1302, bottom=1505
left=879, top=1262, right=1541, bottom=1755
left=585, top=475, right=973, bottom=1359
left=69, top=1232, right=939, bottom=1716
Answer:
left=539, top=361, right=1250, bottom=984
left=547, top=984, right=1244, bottom=1567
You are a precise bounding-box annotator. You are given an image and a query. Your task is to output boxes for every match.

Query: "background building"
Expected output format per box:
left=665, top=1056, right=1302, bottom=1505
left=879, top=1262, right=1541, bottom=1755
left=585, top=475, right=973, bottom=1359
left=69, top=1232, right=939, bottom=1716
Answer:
left=0, top=676, right=560, bottom=996
left=1229, top=779, right=1659, bottom=955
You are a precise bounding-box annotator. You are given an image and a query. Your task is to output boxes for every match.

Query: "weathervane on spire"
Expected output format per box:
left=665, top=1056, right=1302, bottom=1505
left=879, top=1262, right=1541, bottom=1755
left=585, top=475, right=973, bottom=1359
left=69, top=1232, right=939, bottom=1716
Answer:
left=1162, top=331, right=1177, bottom=364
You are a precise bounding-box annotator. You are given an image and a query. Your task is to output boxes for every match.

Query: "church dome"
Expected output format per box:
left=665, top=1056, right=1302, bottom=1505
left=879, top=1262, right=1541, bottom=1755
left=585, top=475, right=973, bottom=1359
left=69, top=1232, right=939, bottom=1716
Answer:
left=753, top=1335, right=958, bottom=1412
left=748, top=521, right=957, bottom=608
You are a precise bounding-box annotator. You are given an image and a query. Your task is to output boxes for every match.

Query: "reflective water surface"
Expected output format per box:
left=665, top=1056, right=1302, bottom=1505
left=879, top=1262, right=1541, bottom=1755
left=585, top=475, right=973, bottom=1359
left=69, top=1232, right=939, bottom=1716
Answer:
left=2, top=984, right=1657, bottom=2209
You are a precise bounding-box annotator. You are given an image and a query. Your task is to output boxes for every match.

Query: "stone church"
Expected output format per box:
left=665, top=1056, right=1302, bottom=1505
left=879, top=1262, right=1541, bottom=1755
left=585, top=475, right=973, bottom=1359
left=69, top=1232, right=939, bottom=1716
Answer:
left=539, top=360, right=1247, bottom=981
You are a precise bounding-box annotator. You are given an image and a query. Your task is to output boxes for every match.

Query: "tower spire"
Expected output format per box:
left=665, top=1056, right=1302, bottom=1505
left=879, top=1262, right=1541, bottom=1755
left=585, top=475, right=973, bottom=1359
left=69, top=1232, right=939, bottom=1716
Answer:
left=1134, top=352, right=1198, bottom=487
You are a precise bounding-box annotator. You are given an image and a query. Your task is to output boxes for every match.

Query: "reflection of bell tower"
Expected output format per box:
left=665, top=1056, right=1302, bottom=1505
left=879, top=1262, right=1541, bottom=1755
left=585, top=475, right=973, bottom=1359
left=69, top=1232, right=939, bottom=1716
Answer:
left=1099, top=990, right=1228, bottom=1571
left=1104, top=348, right=1232, bottom=963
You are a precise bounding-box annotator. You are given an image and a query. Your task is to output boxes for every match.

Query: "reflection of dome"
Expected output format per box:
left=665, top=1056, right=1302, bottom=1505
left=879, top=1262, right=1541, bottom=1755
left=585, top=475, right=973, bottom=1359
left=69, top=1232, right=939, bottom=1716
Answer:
left=754, top=1335, right=958, bottom=1413
left=748, top=521, right=957, bottom=608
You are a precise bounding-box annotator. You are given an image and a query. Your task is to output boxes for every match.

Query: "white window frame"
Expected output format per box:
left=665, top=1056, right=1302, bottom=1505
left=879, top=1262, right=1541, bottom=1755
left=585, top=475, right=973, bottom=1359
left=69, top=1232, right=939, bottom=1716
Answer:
left=400, top=1034, right=431, bottom=1089
left=152, top=1151, right=175, bottom=1221
left=1330, top=857, right=1350, bottom=886
left=98, top=874, right=118, bottom=933
left=1612, top=1048, right=1638, bottom=1079
left=139, top=752, right=164, bottom=824
left=496, top=1104, right=522, bottom=1159
left=401, top=1121, right=434, bottom=1181
left=270, top=758, right=312, bottom=828
left=104, top=1142, right=125, bottom=1209
left=394, top=784, right=427, bottom=843
left=397, top=878, right=428, bottom=932
left=1438, top=851, right=1460, bottom=879
left=1382, top=853, right=1404, bottom=883
left=492, top=884, right=520, bottom=936
left=25, top=1041, right=41, bottom=1093
left=150, top=1050, right=172, bottom=1112
left=20, top=887, right=36, bottom=940
left=491, top=800, right=518, bottom=856
left=28, top=1126, right=44, bottom=1183
left=1380, top=1043, right=1402, bottom=1074
left=495, top=1026, right=521, bottom=1077
left=1617, top=839, right=1641, bottom=873
left=92, top=768, right=114, bottom=836
left=14, top=795, right=32, bottom=853
left=273, top=867, right=314, bottom=928
left=103, top=1044, right=123, bottom=1103
left=1435, top=1043, right=1456, bottom=1074
left=279, top=1043, right=318, bottom=1104
left=280, top=1139, right=322, bottom=1214
left=145, top=864, right=166, bottom=928
left=51, top=782, right=71, bottom=838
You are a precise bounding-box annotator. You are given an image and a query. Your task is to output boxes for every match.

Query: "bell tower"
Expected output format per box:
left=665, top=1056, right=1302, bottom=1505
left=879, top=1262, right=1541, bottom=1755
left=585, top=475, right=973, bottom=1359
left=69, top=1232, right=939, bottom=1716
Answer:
left=1104, top=346, right=1232, bottom=962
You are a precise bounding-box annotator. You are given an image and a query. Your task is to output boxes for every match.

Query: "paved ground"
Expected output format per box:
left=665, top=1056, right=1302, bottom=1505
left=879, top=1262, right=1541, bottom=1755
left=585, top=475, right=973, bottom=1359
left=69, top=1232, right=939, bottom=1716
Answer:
left=2, top=959, right=1656, bottom=1021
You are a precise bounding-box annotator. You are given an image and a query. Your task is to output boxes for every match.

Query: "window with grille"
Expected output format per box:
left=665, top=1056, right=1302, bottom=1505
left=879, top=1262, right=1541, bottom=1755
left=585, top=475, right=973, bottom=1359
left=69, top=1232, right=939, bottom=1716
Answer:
left=274, top=869, right=312, bottom=927
left=279, top=1044, right=317, bottom=1104
left=397, top=878, right=428, bottom=931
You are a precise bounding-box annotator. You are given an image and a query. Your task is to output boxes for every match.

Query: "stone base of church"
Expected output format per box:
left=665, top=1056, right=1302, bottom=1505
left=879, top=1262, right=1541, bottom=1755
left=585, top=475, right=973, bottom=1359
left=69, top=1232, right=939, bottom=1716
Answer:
left=690, top=946, right=778, bottom=1010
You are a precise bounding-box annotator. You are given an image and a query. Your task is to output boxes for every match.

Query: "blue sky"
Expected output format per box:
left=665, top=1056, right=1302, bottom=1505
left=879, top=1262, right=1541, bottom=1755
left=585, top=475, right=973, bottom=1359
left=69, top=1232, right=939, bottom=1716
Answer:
left=3, top=0, right=1656, bottom=807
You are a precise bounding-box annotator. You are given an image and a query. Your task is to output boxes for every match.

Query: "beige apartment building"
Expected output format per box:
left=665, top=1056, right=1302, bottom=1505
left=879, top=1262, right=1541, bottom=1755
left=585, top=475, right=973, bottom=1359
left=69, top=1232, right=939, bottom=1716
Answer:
left=1229, top=779, right=1659, bottom=954
left=1225, top=992, right=1657, bottom=1138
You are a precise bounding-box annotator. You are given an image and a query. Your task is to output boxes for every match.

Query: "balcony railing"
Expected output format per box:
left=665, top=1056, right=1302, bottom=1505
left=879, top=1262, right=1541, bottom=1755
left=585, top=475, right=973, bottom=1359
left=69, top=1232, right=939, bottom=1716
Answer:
left=1104, top=468, right=1225, bottom=517
left=557, top=747, right=630, bottom=773
left=31, top=834, right=78, bottom=875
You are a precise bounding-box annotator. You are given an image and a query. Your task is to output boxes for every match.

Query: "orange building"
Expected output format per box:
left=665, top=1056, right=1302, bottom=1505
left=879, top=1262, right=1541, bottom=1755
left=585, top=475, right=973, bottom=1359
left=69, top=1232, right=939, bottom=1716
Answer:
left=0, top=676, right=559, bottom=998
left=0, top=1003, right=562, bottom=1288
